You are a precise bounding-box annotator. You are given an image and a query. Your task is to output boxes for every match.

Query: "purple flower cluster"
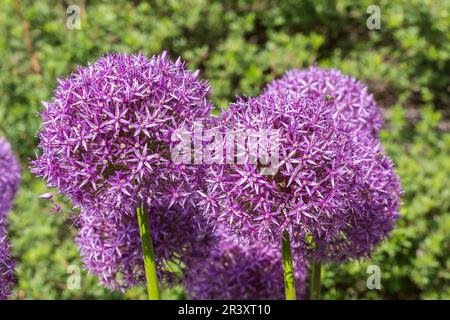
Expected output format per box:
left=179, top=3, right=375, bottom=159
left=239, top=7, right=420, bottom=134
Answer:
left=31, top=52, right=217, bottom=291
left=0, top=138, right=20, bottom=300
left=265, top=66, right=383, bottom=139
left=0, top=139, right=21, bottom=218
left=0, top=220, right=16, bottom=300
left=199, top=90, right=401, bottom=262
left=184, top=233, right=307, bottom=300
left=32, top=52, right=212, bottom=217
left=317, top=137, right=400, bottom=261
left=76, top=199, right=215, bottom=291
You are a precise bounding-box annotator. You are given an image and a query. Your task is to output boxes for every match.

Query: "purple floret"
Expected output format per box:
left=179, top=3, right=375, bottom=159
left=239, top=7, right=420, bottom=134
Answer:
left=0, top=138, right=20, bottom=300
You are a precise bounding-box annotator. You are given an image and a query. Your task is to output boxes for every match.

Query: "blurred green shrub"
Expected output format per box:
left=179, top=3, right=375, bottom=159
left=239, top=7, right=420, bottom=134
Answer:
left=0, top=0, right=448, bottom=299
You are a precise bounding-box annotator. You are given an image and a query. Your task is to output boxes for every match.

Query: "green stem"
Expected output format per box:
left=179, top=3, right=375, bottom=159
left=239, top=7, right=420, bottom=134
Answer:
left=282, top=231, right=296, bottom=300
left=136, top=202, right=160, bottom=300
left=309, top=260, right=322, bottom=300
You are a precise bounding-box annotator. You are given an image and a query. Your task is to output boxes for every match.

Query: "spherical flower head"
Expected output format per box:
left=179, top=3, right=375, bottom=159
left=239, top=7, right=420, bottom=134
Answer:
left=312, top=137, right=401, bottom=261
left=199, top=90, right=401, bottom=262
left=184, top=233, right=307, bottom=300
left=0, top=219, right=15, bottom=300
left=76, top=198, right=215, bottom=291
left=265, top=66, right=383, bottom=139
left=201, top=91, right=357, bottom=245
left=0, top=138, right=21, bottom=218
left=32, top=52, right=213, bottom=215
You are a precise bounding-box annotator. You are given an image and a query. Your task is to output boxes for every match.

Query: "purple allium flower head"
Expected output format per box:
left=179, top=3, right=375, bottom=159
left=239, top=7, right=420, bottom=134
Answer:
left=184, top=233, right=307, bottom=300
left=0, top=138, right=20, bottom=300
left=76, top=198, right=215, bottom=291
left=0, top=138, right=21, bottom=218
left=31, top=52, right=212, bottom=216
left=265, top=66, right=383, bottom=139
left=0, top=220, right=16, bottom=300
left=199, top=90, right=401, bottom=262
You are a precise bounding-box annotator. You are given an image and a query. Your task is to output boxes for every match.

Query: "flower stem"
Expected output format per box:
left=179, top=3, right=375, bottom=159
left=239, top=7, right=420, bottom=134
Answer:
left=136, top=202, right=160, bottom=300
left=282, top=231, right=296, bottom=300
left=309, top=260, right=322, bottom=300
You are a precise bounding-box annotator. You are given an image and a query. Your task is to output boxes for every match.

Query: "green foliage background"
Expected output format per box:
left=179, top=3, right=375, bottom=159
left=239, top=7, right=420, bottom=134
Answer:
left=0, top=0, right=448, bottom=299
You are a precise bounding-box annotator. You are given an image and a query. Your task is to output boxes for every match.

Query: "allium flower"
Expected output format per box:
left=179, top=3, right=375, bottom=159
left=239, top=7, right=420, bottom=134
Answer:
left=265, top=66, right=383, bottom=139
left=199, top=91, right=400, bottom=262
left=0, top=138, right=21, bottom=218
left=0, top=138, right=20, bottom=300
left=184, top=233, right=307, bottom=300
left=32, top=52, right=212, bottom=216
left=0, top=220, right=15, bottom=300
left=76, top=199, right=215, bottom=291
left=304, top=136, right=401, bottom=261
